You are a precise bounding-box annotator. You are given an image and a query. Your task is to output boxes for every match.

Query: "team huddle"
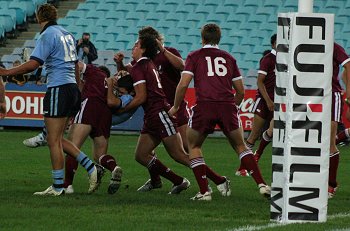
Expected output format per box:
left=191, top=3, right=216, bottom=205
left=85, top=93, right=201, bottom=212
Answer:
left=1, top=3, right=349, bottom=201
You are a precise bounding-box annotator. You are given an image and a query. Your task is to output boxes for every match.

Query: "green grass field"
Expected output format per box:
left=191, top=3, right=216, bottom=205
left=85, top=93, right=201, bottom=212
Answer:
left=0, top=129, right=349, bottom=231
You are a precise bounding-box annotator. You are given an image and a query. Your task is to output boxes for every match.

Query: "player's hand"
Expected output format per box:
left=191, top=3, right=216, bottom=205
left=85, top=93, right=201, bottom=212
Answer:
left=168, top=106, right=178, bottom=119
left=114, top=52, right=124, bottom=63
left=83, top=47, right=89, bottom=54
left=0, top=102, right=6, bottom=119
left=267, top=99, right=274, bottom=112
left=156, top=39, right=165, bottom=53
left=77, top=39, right=83, bottom=45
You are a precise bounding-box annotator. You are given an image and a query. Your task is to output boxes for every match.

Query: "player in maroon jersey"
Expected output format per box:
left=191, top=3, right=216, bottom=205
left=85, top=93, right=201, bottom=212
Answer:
left=116, top=34, right=190, bottom=194
left=328, top=43, right=350, bottom=198
left=236, top=34, right=277, bottom=176
left=169, top=23, right=270, bottom=200
left=114, top=27, right=190, bottom=192
left=63, top=62, right=133, bottom=195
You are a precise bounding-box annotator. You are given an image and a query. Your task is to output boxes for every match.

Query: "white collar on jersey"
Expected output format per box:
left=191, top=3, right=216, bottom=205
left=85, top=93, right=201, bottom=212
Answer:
left=203, top=44, right=219, bottom=49
left=136, top=57, right=149, bottom=62
left=271, top=49, right=276, bottom=56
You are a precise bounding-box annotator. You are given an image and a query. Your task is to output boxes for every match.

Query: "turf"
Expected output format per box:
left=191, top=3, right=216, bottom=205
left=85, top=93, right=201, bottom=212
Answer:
left=0, top=130, right=349, bottom=231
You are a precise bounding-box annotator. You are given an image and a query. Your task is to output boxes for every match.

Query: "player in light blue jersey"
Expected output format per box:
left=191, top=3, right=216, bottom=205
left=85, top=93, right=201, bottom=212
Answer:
left=0, top=4, right=103, bottom=196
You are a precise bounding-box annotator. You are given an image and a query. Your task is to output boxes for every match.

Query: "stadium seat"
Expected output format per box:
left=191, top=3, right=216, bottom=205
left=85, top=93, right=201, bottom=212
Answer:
left=0, top=10, right=16, bottom=32
left=283, top=0, right=298, bottom=8
left=248, top=14, right=268, bottom=24
left=215, top=6, right=235, bottom=16
left=95, top=19, right=115, bottom=29
left=124, top=27, right=138, bottom=36
left=11, top=47, right=24, bottom=56
left=93, top=41, right=106, bottom=51
left=75, top=19, right=96, bottom=29
left=175, top=5, right=195, bottom=15
left=66, top=10, right=86, bottom=19
left=195, top=6, right=214, bottom=16
left=89, top=26, right=105, bottom=39
left=16, top=0, right=35, bottom=17
left=165, top=12, right=182, bottom=23
left=325, top=0, right=344, bottom=10
left=155, top=4, right=171, bottom=14
left=85, top=0, right=100, bottom=3
left=156, top=20, right=176, bottom=31
left=177, top=21, right=197, bottom=30
left=145, top=12, right=165, bottom=24
left=76, top=3, right=97, bottom=13
left=244, top=0, right=261, bottom=7
left=223, top=0, right=243, bottom=7
left=207, top=13, right=226, bottom=24
left=164, top=0, right=180, bottom=8
left=96, top=3, right=116, bottom=12
left=203, top=0, right=219, bottom=7
left=8, top=1, right=27, bottom=25
left=0, top=1, right=10, bottom=9
left=95, top=33, right=115, bottom=43
left=256, top=7, right=276, bottom=16
left=264, top=0, right=280, bottom=8
left=1, top=54, right=22, bottom=63
left=105, top=41, right=126, bottom=51
left=135, top=4, right=155, bottom=13
left=57, top=18, right=75, bottom=27
left=86, top=11, right=105, bottom=20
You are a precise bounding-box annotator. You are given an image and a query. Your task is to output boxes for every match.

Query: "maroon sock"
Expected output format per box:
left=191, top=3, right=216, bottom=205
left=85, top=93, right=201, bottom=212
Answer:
left=148, top=154, right=161, bottom=184
left=64, top=154, right=78, bottom=187
left=336, top=129, right=350, bottom=144
left=206, top=166, right=225, bottom=185
left=329, top=152, right=340, bottom=188
left=255, top=130, right=272, bottom=159
left=147, top=158, right=183, bottom=185
left=240, top=150, right=265, bottom=185
left=99, top=154, right=117, bottom=172
left=190, top=157, right=209, bottom=194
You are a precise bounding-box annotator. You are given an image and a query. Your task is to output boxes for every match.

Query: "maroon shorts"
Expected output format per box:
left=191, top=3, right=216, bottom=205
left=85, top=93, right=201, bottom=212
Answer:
left=176, top=101, right=189, bottom=127
left=141, top=109, right=178, bottom=140
left=332, top=92, right=343, bottom=122
left=189, top=101, right=241, bottom=135
left=252, top=96, right=273, bottom=121
left=73, top=98, right=112, bottom=138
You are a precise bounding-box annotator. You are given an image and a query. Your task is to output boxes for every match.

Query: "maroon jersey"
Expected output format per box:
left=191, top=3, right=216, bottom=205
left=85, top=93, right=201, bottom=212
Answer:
left=131, top=57, right=169, bottom=118
left=183, top=45, right=242, bottom=102
left=257, top=49, right=276, bottom=99
left=153, top=47, right=182, bottom=104
left=81, top=64, right=108, bottom=102
left=333, top=43, right=350, bottom=92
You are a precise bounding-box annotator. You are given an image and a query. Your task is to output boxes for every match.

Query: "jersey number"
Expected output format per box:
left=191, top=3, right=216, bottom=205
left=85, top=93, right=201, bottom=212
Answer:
left=60, top=35, right=76, bottom=62
left=153, top=69, right=162, bottom=89
left=205, top=57, right=227, bottom=76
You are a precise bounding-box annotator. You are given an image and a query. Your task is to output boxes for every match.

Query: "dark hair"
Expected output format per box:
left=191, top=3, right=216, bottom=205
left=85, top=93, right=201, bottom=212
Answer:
left=139, top=34, right=158, bottom=59
left=201, top=23, right=221, bottom=45
left=117, top=74, right=134, bottom=93
left=262, top=49, right=271, bottom=56
left=82, top=32, right=90, bottom=37
left=98, top=65, right=111, bottom=77
left=271, top=34, right=277, bottom=45
left=139, top=26, right=160, bottom=40
left=37, top=4, right=58, bottom=23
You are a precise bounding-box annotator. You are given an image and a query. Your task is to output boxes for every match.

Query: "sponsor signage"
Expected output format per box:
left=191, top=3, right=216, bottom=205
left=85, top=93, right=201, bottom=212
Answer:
left=271, top=13, right=333, bottom=223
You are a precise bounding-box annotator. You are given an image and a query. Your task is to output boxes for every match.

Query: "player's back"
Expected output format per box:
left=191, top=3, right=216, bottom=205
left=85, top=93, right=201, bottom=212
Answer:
left=333, top=43, right=350, bottom=92
left=258, top=50, right=276, bottom=98
left=82, top=65, right=108, bottom=102
left=34, top=25, right=77, bottom=87
left=186, top=46, right=241, bottom=102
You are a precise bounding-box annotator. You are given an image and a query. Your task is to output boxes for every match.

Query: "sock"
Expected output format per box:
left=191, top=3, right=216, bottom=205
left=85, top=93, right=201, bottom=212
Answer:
left=206, top=166, right=225, bottom=185
left=76, top=152, right=95, bottom=175
left=147, top=153, right=161, bottom=184
left=336, top=129, right=350, bottom=144
left=329, top=151, right=340, bottom=188
left=64, top=154, right=78, bottom=188
left=255, top=130, right=272, bottom=159
left=147, top=157, right=183, bottom=185
left=246, top=141, right=254, bottom=150
left=99, top=154, right=117, bottom=172
left=52, top=169, right=64, bottom=191
left=240, top=150, right=265, bottom=185
left=42, top=126, right=47, bottom=140
left=190, top=157, right=209, bottom=194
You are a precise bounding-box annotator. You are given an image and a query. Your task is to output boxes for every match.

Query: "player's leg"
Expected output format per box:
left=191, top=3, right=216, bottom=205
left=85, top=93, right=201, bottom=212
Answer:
left=246, top=113, right=266, bottom=148
left=162, top=132, right=189, bottom=167
left=225, top=127, right=270, bottom=197
left=329, top=121, right=340, bottom=198
left=135, top=133, right=185, bottom=193
left=63, top=123, right=92, bottom=193
left=336, top=127, right=350, bottom=145
left=254, top=119, right=274, bottom=162
left=34, top=117, right=68, bottom=195
left=177, top=124, right=189, bottom=152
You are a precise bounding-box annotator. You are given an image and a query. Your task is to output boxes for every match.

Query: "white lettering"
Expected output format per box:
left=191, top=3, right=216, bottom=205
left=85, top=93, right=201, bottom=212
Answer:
left=12, top=96, right=25, bottom=114
left=26, top=97, right=39, bottom=115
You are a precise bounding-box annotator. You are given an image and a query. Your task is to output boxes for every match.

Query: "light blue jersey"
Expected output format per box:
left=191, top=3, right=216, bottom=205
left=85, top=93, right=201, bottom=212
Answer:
left=30, top=25, right=77, bottom=88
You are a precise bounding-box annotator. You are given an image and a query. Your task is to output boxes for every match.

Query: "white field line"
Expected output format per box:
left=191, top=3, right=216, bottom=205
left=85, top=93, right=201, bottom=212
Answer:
left=228, top=212, right=350, bottom=231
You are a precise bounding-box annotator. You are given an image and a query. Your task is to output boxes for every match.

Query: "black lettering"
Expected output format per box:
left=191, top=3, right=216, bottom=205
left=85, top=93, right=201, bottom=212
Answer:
left=290, top=164, right=320, bottom=183
left=296, top=17, right=326, bottom=40
left=291, top=147, right=321, bottom=156
left=288, top=187, right=320, bottom=221
left=294, top=44, right=325, bottom=73
left=292, top=116, right=322, bottom=143
left=293, top=75, right=324, bottom=96
left=270, top=187, right=283, bottom=220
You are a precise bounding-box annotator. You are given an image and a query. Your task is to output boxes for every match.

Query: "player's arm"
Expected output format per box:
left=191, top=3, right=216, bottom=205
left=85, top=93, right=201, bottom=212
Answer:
left=168, top=72, right=192, bottom=117
left=0, top=60, right=40, bottom=76
left=257, top=73, right=274, bottom=111
left=106, top=77, right=122, bottom=108
left=343, top=62, right=350, bottom=100
left=75, top=61, right=83, bottom=90
left=119, top=82, right=146, bottom=113
left=0, top=77, right=6, bottom=119
left=232, top=78, right=245, bottom=106
left=114, top=52, right=132, bottom=73
left=157, top=41, right=184, bottom=70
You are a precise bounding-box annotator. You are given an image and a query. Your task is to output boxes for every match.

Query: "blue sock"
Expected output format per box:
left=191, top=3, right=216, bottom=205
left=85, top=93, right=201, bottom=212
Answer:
left=76, top=152, right=95, bottom=175
left=52, top=169, right=64, bottom=191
